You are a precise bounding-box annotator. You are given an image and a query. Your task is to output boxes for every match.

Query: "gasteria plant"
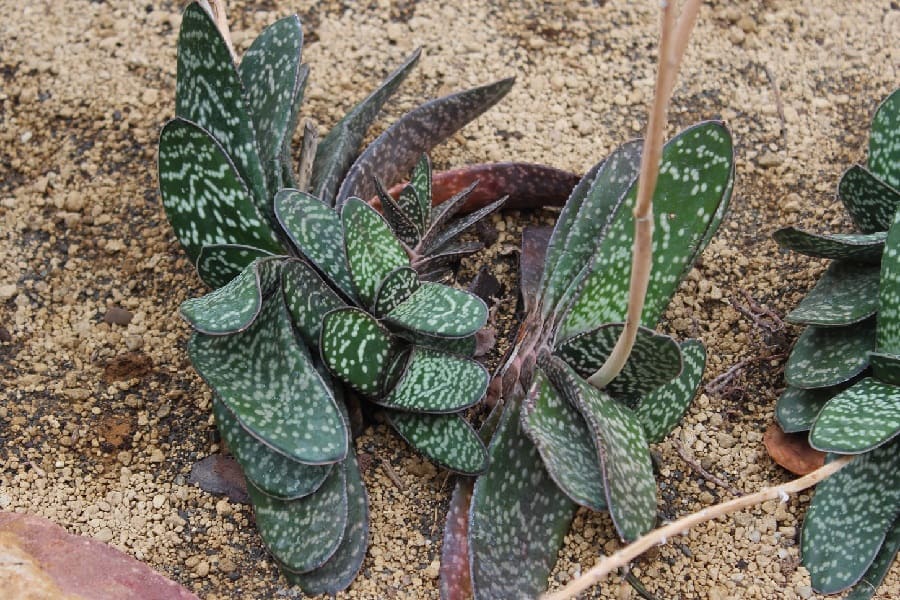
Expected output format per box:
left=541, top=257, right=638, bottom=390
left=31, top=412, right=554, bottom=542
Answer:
left=772, top=87, right=900, bottom=599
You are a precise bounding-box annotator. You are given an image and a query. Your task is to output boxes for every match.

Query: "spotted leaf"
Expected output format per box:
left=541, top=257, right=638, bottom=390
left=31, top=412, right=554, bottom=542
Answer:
left=521, top=368, right=607, bottom=511
left=801, top=439, right=900, bottom=594
left=281, top=260, right=345, bottom=346
left=374, top=177, right=421, bottom=246
left=635, top=339, right=706, bottom=443
left=786, top=261, right=880, bottom=326
left=248, top=461, right=347, bottom=574
left=843, top=518, right=900, bottom=600
left=385, top=411, right=488, bottom=475
left=284, top=452, right=369, bottom=594
left=158, top=119, right=282, bottom=263
left=439, top=477, right=474, bottom=600
left=212, top=397, right=330, bottom=500
left=868, top=87, right=900, bottom=190
left=810, top=378, right=900, bottom=454
left=773, top=228, right=886, bottom=264
left=784, top=320, right=876, bottom=389
left=175, top=3, right=269, bottom=219
left=181, top=257, right=282, bottom=335
left=274, top=189, right=355, bottom=298
left=555, top=323, right=682, bottom=400
left=410, top=154, right=432, bottom=223
left=468, top=396, right=576, bottom=598
left=420, top=195, right=508, bottom=256
left=878, top=205, right=900, bottom=354
left=373, top=266, right=420, bottom=316
left=560, top=122, right=734, bottom=338
left=414, top=240, right=484, bottom=274
left=335, top=77, right=515, bottom=207
left=188, top=295, right=347, bottom=464
left=839, top=165, right=900, bottom=234
left=393, top=330, right=477, bottom=357
left=396, top=183, right=427, bottom=235
left=342, top=197, right=410, bottom=307
left=320, top=308, right=394, bottom=396
left=776, top=385, right=845, bottom=434
left=870, top=352, right=900, bottom=386
left=196, top=244, right=276, bottom=289
left=419, top=181, right=478, bottom=246
left=376, top=346, right=487, bottom=413
left=383, top=282, right=487, bottom=339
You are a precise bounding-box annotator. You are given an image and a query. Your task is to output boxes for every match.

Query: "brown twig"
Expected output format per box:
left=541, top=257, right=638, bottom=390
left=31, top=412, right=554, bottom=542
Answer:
left=380, top=460, right=407, bottom=492
left=733, top=290, right=786, bottom=334
left=671, top=440, right=743, bottom=497
left=761, top=64, right=788, bottom=147
left=199, top=0, right=237, bottom=62
left=705, top=352, right=786, bottom=395
left=541, top=455, right=854, bottom=600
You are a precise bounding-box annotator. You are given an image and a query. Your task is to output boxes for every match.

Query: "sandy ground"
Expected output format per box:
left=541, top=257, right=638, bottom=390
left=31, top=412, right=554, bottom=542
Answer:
left=1, top=0, right=898, bottom=598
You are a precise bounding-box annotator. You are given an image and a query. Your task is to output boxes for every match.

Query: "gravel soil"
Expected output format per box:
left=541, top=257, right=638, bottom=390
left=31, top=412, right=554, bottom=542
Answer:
left=1, top=1, right=898, bottom=598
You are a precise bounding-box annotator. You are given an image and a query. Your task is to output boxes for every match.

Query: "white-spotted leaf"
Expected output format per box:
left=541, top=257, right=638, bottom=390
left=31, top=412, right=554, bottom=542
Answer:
left=384, top=282, right=487, bottom=339
left=868, top=88, right=900, bottom=190
left=810, top=378, right=900, bottom=454
left=377, top=346, right=487, bottom=413
left=281, top=260, right=345, bottom=346
left=773, top=228, right=886, bottom=264
left=784, top=320, right=876, bottom=389
left=776, top=385, right=845, bottom=434
left=635, top=339, right=706, bottom=443
left=878, top=203, right=900, bottom=354
left=196, top=244, right=276, bottom=289
left=374, top=177, right=421, bottom=246
left=786, top=261, right=880, bottom=326
left=839, top=165, right=900, bottom=234
left=843, top=518, right=899, bottom=600
left=373, top=266, right=420, bottom=316
left=320, top=308, right=394, bottom=396
left=386, top=411, right=488, bottom=475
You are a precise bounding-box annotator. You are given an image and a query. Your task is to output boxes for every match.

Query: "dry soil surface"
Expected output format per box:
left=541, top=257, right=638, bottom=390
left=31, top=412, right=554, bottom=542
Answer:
left=1, top=1, right=898, bottom=599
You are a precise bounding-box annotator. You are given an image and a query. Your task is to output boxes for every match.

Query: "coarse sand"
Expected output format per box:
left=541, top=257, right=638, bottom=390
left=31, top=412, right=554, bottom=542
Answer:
left=1, top=1, right=898, bottom=598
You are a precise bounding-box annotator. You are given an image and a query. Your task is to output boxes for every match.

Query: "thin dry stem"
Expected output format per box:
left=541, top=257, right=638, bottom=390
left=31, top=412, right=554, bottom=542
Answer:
left=541, top=455, right=854, bottom=600
left=199, top=0, right=237, bottom=62
left=590, top=1, right=700, bottom=388
left=296, top=119, right=320, bottom=193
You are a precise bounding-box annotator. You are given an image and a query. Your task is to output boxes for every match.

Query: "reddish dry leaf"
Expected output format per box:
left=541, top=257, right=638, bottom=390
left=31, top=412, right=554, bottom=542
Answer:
left=188, top=454, right=250, bottom=504
left=439, top=478, right=474, bottom=600
left=520, top=225, right=553, bottom=314
left=764, top=421, right=826, bottom=475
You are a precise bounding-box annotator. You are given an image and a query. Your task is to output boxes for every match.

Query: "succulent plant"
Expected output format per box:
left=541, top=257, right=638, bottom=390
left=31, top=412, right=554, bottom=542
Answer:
left=772, top=87, right=900, bottom=599
left=441, top=122, right=736, bottom=598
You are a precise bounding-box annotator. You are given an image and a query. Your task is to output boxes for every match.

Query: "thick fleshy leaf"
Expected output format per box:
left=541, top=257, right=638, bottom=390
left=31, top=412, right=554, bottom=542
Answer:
left=384, top=282, right=488, bottom=339
left=335, top=78, right=515, bottom=207
left=385, top=411, right=488, bottom=475
left=376, top=346, right=487, bottom=413
left=373, top=266, right=420, bottom=316
left=410, top=154, right=432, bottom=223
left=239, top=15, right=305, bottom=196
left=784, top=320, right=876, bottom=389
left=786, top=261, right=880, bottom=326
left=394, top=330, right=477, bottom=357
left=810, top=378, right=900, bottom=453
left=181, top=257, right=281, bottom=335
left=843, top=518, right=900, bottom=600
left=868, top=87, right=900, bottom=190
left=320, top=308, right=394, bottom=395
left=870, top=352, right=900, bottom=386
left=540, top=139, right=642, bottom=316
left=839, top=165, right=900, bottom=234
left=520, top=226, right=553, bottom=315
left=311, top=49, right=421, bottom=205
left=468, top=396, right=576, bottom=598
left=543, top=356, right=657, bottom=541
left=414, top=240, right=484, bottom=274
left=635, top=339, right=706, bottom=443
left=776, top=385, right=843, bottom=434
left=560, top=122, right=734, bottom=338
left=397, top=183, right=427, bottom=234
left=419, top=181, right=478, bottom=245
left=274, top=189, right=356, bottom=298
left=283, top=452, right=369, bottom=594
left=878, top=206, right=900, bottom=354
left=773, top=228, right=886, bottom=263
left=374, top=177, right=421, bottom=246
left=158, top=119, right=282, bottom=262
left=277, top=64, right=310, bottom=191
left=801, top=440, right=900, bottom=594
left=212, top=397, right=330, bottom=500
left=248, top=462, right=347, bottom=574
left=196, top=244, right=276, bottom=289
left=342, top=197, right=409, bottom=307
left=188, top=296, right=347, bottom=464
left=520, top=368, right=606, bottom=511
left=555, top=323, right=682, bottom=399
left=281, top=260, right=345, bottom=346
left=175, top=3, right=268, bottom=218
left=420, top=195, right=508, bottom=256
left=439, top=477, right=474, bottom=599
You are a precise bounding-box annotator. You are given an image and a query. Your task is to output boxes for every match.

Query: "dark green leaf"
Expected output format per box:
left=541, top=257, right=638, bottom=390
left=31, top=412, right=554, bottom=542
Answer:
left=189, top=295, right=347, bottom=464
left=158, top=119, right=282, bottom=263
left=410, top=154, right=432, bottom=223
left=212, top=397, right=330, bottom=500
left=277, top=63, right=310, bottom=191
left=393, top=329, right=477, bottom=357
left=175, top=3, right=269, bottom=219
left=776, top=385, right=845, bottom=434
left=420, top=181, right=478, bottom=245
left=802, top=440, right=900, bottom=594
left=784, top=320, right=876, bottom=389
left=311, top=49, right=421, bottom=205
left=773, top=227, right=886, bottom=263
left=839, top=165, right=900, bottom=234
left=786, top=261, right=880, bottom=326
left=320, top=308, right=394, bottom=395
left=397, top=183, right=427, bottom=234
left=520, top=368, right=606, bottom=511
left=335, top=77, right=515, bottom=207
left=868, top=87, right=900, bottom=190
left=413, top=240, right=484, bottom=274
left=843, top=518, right=899, bottom=600
left=421, top=195, right=507, bottom=256
left=878, top=205, right=900, bottom=354
left=181, top=257, right=282, bottom=335
left=870, top=352, right=900, bottom=386
left=281, top=259, right=345, bottom=346
left=248, top=461, right=347, bottom=573
left=196, top=244, right=276, bottom=289
left=810, top=378, right=900, bottom=453
left=342, top=197, right=409, bottom=307
left=635, top=339, right=706, bottom=443
left=374, top=177, right=421, bottom=246
left=274, top=189, right=355, bottom=298
left=376, top=346, right=487, bottom=413
left=386, top=411, right=488, bottom=475
left=373, top=266, right=420, bottom=316
left=560, top=122, right=734, bottom=338
left=384, top=282, right=488, bottom=338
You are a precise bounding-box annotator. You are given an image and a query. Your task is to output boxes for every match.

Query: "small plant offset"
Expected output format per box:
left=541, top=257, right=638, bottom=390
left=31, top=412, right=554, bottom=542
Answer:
left=772, top=87, right=900, bottom=599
